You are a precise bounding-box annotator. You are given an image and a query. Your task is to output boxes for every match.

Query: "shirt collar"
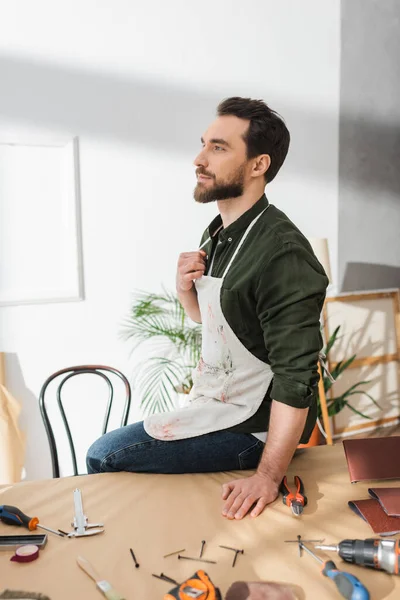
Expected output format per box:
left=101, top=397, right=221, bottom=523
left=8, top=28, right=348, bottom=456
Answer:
left=207, top=194, right=269, bottom=240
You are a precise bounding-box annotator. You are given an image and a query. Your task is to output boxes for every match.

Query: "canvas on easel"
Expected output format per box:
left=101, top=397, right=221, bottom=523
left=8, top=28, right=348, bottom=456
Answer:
left=323, top=289, right=400, bottom=437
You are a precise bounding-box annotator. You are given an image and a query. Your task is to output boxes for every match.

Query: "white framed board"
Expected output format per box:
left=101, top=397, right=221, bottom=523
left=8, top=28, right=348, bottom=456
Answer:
left=0, top=137, right=84, bottom=306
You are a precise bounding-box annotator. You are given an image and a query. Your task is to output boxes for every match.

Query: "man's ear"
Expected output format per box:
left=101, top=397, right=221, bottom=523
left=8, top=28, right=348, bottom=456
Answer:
left=251, top=154, right=271, bottom=178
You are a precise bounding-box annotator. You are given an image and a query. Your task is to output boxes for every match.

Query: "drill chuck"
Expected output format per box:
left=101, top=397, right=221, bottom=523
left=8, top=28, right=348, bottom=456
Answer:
left=316, top=539, right=400, bottom=575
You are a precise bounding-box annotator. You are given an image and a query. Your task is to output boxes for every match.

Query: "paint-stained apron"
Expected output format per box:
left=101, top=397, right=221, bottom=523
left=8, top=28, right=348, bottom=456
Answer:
left=144, top=208, right=274, bottom=440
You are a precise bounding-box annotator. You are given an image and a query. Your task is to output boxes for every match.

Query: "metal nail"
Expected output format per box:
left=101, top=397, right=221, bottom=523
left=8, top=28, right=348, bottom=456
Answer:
left=200, top=540, right=206, bottom=558
left=58, top=529, right=69, bottom=536
left=178, top=554, right=217, bottom=564
left=219, top=545, right=238, bottom=552
left=38, top=524, right=65, bottom=537
left=130, top=548, right=140, bottom=568
left=163, top=548, right=186, bottom=558
left=152, top=573, right=169, bottom=583
left=284, top=539, right=325, bottom=543
left=232, top=549, right=244, bottom=567
left=160, top=573, right=179, bottom=585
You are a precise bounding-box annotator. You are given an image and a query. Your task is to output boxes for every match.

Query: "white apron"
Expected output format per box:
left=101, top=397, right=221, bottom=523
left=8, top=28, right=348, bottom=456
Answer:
left=144, top=208, right=274, bottom=441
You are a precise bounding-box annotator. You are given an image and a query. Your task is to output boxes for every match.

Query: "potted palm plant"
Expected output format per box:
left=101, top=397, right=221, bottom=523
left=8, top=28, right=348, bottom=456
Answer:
left=122, top=291, right=380, bottom=434
left=122, top=290, right=201, bottom=414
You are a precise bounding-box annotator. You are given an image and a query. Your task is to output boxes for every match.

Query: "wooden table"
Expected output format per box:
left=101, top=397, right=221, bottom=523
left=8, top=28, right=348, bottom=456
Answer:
left=1, top=444, right=399, bottom=599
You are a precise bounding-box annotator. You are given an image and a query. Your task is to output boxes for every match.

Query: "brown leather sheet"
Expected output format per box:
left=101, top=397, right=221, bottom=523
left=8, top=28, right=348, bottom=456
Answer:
left=343, top=436, right=400, bottom=483
left=1, top=444, right=400, bottom=599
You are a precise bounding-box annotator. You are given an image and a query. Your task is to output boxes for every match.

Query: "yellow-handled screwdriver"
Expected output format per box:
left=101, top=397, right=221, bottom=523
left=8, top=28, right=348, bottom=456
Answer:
left=0, top=504, right=65, bottom=537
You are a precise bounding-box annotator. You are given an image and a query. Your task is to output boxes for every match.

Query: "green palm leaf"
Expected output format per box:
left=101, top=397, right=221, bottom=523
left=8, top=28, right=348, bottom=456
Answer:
left=324, top=325, right=341, bottom=356
left=136, top=356, right=188, bottom=415
left=319, top=324, right=380, bottom=419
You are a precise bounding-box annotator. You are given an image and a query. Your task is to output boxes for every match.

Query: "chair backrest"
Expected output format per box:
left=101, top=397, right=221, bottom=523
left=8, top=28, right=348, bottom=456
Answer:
left=39, top=365, right=131, bottom=478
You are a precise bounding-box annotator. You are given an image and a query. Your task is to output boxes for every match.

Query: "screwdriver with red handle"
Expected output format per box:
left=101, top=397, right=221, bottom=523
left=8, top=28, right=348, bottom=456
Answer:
left=0, top=504, right=65, bottom=537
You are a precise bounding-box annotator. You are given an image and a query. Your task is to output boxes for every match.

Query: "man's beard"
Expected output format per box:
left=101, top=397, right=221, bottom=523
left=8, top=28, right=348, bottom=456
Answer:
left=194, top=164, right=246, bottom=204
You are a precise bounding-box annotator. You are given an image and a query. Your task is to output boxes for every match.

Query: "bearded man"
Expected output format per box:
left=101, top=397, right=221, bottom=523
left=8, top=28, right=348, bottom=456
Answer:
left=87, top=97, right=328, bottom=520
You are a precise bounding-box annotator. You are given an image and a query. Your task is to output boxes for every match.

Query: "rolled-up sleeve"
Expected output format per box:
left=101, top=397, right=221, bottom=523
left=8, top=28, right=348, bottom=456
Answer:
left=256, top=242, right=329, bottom=409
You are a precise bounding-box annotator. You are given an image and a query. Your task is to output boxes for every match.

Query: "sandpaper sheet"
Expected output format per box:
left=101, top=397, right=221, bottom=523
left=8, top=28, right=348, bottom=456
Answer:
left=348, top=498, right=400, bottom=535
left=368, top=487, right=400, bottom=517
left=343, top=436, right=400, bottom=483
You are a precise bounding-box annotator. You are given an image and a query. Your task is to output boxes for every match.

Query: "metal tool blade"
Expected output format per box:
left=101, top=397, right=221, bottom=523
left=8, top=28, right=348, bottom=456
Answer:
left=182, top=588, right=205, bottom=599
left=291, top=502, right=303, bottom=516
left=73, top=488, right=88, bottom=535
left=68, top=528, right=105, bottom=538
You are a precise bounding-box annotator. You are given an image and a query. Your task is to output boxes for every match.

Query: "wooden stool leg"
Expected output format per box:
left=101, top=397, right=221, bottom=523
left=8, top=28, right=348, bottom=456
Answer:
left=318, top=361, right=333, bottom=445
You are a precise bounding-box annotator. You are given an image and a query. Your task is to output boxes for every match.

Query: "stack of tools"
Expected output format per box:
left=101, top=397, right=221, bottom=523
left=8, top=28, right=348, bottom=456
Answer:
left=0, top=489, right=104, bottom=540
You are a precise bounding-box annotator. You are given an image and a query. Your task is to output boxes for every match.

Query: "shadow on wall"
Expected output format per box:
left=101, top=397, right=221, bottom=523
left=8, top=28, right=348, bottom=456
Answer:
left=340, top=114, right=400, bottom=199
left=5, top=352, right=52, bottom=480
left=341, top=262, right=400, bottom=292
left=0, top=53, right=396, bottom=194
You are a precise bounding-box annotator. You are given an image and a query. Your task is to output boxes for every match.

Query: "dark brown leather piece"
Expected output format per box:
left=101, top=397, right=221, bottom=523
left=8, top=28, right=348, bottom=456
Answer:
left=368, top=487, right=400, bottom=516
left=349, top=498, right=400, bottom=535
left=226, top=582, right=297, bottom=600
left=343, top=436, right=400, bottom=483
left=226, top=582, right=250, bottom=600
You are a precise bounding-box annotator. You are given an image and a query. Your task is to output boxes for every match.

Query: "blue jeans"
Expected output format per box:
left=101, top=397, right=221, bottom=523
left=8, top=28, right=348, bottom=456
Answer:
left=86, top=421, right=265, bottom=474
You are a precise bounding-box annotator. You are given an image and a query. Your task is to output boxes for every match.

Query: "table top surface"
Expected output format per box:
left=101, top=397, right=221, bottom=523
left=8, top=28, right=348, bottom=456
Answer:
left=1, top=443, right=400, bottom=600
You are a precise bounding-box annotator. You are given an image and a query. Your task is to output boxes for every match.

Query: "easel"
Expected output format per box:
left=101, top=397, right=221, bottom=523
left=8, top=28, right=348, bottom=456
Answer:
left=323, top=289, right=400, bottom=437
left=308, top=238, right=333, bottom=445
left=318, top=360, right=333, bottom=445
left=0, top=352, right=5, bottom=395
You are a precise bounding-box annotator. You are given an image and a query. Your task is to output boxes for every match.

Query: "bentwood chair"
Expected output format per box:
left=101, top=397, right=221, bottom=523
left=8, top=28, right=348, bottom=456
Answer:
left=39, top=365, right=131, bottom=478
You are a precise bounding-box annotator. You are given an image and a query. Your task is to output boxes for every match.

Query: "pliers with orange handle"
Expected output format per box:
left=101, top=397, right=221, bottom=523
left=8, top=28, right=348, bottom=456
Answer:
left=279, top=475, right=307, bottom=516
left=164, top=570, right=221, bottom=600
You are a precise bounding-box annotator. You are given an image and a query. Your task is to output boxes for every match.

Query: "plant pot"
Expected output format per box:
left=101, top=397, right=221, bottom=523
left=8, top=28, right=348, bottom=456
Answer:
left=297, top=423, right=321, bottom=448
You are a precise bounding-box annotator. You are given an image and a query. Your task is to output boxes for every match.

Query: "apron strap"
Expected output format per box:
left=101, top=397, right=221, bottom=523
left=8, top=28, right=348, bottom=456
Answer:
left=221, top=206, right=269, bottom=279
left=199, top=237, right=211, bottom=250
left=319, top=351, right=336, bottom=383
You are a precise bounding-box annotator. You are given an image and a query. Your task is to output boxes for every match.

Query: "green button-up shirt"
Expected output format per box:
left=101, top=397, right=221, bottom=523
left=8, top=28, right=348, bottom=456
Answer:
left=199, top=194, right=329, bottom=444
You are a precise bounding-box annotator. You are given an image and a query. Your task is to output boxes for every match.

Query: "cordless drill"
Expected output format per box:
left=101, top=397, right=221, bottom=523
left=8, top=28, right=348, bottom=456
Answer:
left=315, top=538, right=400, bottom=575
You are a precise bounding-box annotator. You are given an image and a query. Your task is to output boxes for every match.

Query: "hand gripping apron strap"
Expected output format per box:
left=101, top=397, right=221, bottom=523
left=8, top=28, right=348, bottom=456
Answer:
left=143, top=206, right=273, bottom=441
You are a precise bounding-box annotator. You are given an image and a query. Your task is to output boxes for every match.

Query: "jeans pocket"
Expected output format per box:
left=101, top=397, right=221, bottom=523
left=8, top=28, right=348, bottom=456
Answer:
left=238, top=438, right=264, bottom=470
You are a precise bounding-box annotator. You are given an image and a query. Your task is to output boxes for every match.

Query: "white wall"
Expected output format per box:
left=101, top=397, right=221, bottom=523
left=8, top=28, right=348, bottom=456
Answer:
left=0, top=0, right=341, bottom=479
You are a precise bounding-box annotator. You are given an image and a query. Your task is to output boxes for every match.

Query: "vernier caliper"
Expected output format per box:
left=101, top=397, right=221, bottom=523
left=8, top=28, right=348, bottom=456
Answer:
left=68, top=488, right=104, bottom=537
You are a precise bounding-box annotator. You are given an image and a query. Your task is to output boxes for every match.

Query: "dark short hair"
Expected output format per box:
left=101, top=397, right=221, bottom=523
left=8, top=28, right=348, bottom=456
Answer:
left=217, top=97, right=290, bottom=183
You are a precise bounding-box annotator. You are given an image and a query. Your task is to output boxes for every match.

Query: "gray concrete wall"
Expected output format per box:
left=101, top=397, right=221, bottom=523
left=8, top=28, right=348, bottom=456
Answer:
left=339, top=0, right=400, bottom=291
